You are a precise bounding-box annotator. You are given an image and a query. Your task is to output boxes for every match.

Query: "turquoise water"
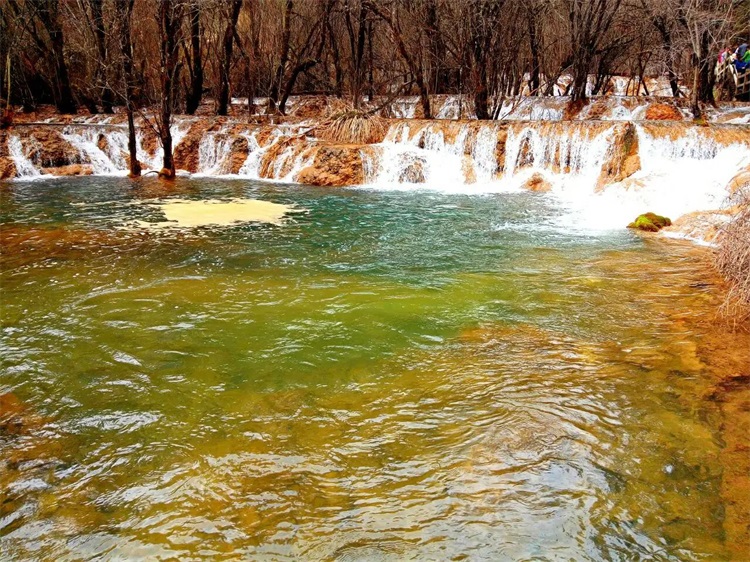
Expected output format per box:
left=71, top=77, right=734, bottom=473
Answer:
left=0, top=177, right=733, bottom=560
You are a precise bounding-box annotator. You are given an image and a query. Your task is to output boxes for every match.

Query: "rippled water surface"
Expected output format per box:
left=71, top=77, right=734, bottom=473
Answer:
left=0, top=177, right=738, bottom=560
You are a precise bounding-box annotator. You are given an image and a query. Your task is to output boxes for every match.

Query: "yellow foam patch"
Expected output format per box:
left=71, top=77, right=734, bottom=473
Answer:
left=144, top=198, right=296, bottom=228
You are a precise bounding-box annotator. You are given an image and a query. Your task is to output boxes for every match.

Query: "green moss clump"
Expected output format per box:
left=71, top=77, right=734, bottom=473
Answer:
left=627, top=212, right=672, bottom=232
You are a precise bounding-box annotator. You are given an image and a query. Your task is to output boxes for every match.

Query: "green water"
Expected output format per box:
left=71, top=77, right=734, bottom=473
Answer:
left=0, top=177, right=735, bottom=560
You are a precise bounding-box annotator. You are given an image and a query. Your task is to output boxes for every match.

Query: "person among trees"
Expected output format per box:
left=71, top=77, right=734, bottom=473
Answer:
left=718, top=47, right=731, bottom=65
left=734, top=42, right=750, bottom=72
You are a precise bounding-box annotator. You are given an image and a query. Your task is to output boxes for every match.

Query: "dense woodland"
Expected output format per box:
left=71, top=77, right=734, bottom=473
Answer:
left=1, top=0, right=749, bottom=176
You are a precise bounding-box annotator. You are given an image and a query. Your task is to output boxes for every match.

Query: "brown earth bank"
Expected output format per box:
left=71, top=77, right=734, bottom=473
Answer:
left=687, top=259, right=750, bottom=558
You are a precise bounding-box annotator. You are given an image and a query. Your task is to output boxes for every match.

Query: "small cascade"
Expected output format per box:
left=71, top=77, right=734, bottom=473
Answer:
left=61, top=126, right=123, bottom=174
left=364, top=121, right=503, bottom=188
left=621, top=124, right=750, bottom=221
left=503, top=122, right=615, bottom=180
left=495, top=98, right=566, bottom=121
left=472, top=126, right=502, bottom=182
left=197, top=129, right=235, bottom=175
left=364, top=122, right=470, bottom=187
left=8, top=135, right=41, bottom=177
left=637, top=124, right=731, bottom=161
left=139, top=119, right=194, bottom=171
left=95, top=129, right=131, bottom=170
left=237, top=132, right=266, bottom=177
left=234, top=125, right=316, bottom=182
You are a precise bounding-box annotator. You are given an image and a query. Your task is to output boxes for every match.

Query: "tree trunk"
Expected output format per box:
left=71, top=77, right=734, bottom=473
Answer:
left=89, top=0, right=113, bottom=113
left=279, top=7, right=327, bottom=115
left=217, top=0, right=243, bottom=116
left=279, top=60, right=317, bottom=113
left=691, top=29, right=715, bottom=118
left=116, top=0, right=140, bottom=177
left=158, top=0, right=182, bottom=178
left=268, top=0, right=293, bottom=113
left=527, top=9, right=541, bottom=95
left=471, top=23, right=489, bottom=119
left=367, top=19, right=374, bottom=100
left=185, top=1, right=203, bottom=115
left=571, top=51, right=592, bottom=102
left=425, top=0, right=446, bottom=94
left=366, top=1, right=430, bottom=118
left=345, top=1, right=368, bottom=108
left=37, top=1, right=76, bottom=114
left=326, top=10, right=343, bottom=96
left=126, top=107, right=140, bottom=177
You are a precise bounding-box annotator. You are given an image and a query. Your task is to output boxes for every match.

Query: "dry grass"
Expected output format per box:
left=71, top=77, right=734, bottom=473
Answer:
left=716, top=185, right=750, bottom=324
left=316, top=107, right=387, bottom=145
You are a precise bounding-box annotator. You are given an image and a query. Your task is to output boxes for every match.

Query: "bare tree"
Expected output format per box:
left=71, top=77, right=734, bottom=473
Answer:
left=88, top=0, right=114, bottom=113
left=114, top=0, right=141, bottom=177
left=344, top=0, right=368, bottom=107
left=217, top=0, right=243, bottom=116
left=278, top=2, right=329, bottom=114
left=678, top=0, right=734, bottom=117
left=184, top=0, right=203, bottom=115
left=566, top=0, right=623, bottom=103
left=268, top=0, right=293, bottom=113
left=366, top=0, right=431, bottom=118
left=7, top=0, right=77, bottom=113
left=525, top=1, right=547, bottom=96
left=468, top=0, right=504, bottom=119
left=639, top=0, right=683, bottom=97
left=157, top=0, right=184, bottom=178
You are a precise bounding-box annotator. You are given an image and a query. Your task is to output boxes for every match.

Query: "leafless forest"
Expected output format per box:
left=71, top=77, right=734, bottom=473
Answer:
left=2, top=0, right=749, bottom=115
left=1, top=0, right=748, bottom=177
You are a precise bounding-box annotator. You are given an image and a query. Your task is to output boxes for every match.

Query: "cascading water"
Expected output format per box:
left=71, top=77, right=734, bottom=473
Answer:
left=61, top=126, right=125, bottom=174
left=503, top=123, right=615, bottom=180
left=362, top=122, right=505, bottom=190
left=143, top=119, right=194, bottom=172
left=7, top=135, right=41, bottom=178
left=237, top=132, right=266, bottom=178
left=5, top=114, right=750, bottom=242
left=197, top=130, right=235, bottom=175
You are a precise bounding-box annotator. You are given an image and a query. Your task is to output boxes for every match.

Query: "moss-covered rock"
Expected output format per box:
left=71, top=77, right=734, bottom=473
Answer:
left=627, top=212, right=673, bottom=232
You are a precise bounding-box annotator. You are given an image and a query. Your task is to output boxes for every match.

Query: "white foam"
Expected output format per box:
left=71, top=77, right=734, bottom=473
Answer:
left=7, top=135, right=42, bottom=177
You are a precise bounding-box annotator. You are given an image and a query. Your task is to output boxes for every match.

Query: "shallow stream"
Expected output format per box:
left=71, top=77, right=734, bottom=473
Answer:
left=0, top=177, right=741, bottom=560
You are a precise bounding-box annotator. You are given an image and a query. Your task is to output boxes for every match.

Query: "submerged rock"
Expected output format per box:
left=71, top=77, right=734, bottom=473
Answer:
left=227, top=136, right=250, bottom=174
left=523, top=172, right=552, bottom=192
left=645, top=103, right=684, bottom=121
left=0, top=156, right=16, bottom=179
left=628, top=212, right=672, bottom=232
left=41, top=164, right=93, bottom=176
left=397, top=154, right=426, bottom=183
left=597, top=121, right=641, bottom=190
left=0, top=392, right=26, bottom=436
left=295, top=144, right=364, bottom=186
left=173, top=120, right=211, bottom=172
left=18, top=128, right=80, bottom=168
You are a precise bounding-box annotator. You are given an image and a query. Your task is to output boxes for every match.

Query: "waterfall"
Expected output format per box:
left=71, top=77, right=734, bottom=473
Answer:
left=61, top=126, right=124, bottom=174
left=237, top=132, right=266, bottom=178
left=5, top=115, right=749, bottom=242
left=362, top=121, right=503, bottom=189
left=7, top=135, right=41, bottom=177
left=548, top=124, right=750, bottom=233
left=197, top=131, right=234, bottom=175
left=503, top=123, right=615, bottom=179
